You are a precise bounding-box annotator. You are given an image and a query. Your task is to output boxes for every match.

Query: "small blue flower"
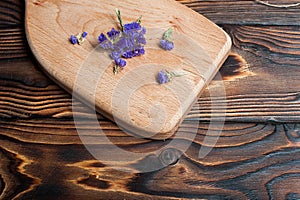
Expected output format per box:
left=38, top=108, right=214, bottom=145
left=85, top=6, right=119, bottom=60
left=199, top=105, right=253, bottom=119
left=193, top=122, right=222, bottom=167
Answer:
left=82, top=32, right=88, bottom=38
left=160, top=39, right=174, bottom=51
left=157, top=70, right=185, bottom=84
left=107, top=28, right=120, bottom=39
left=141, top=27, right=146, bottom=35
left=98, top=33, right=107, bottom=43
left=70, top=35, right=77, bottom=44
left=115, top=58, right=127, bottom=67
left=123, top=22, right=141, bottom=33
left=139, top=47, right=145, bottom=55
left=160, top=27, right=174, bottom=51
left=122, top=50, right=134, bottom=59
left=136, top=34, right=146, bottom=45
left=157, top=70, right=169, bottom=84
left=110, top=51, right=121, bottom=60
left=133, top=49, right=140, bottom=57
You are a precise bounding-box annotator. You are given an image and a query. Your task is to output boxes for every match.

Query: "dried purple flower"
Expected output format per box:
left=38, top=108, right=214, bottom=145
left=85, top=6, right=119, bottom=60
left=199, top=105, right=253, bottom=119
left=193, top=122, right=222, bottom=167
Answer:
left=138, top=47, right=145, bottom=55
left=82, top=32, right=88, bottom=38
left=160, top=39, right=174, bottom=51
left=160, top=27, right=174, bottom=51
left=107, top=28, right=120, bottom=39
left=122, top=50, right=134, bottom=59
left=70, top=35, right=77, bottom=44
left=115, top=58, right=127, bottom=68
left=123, top=22, right=141, bottom=33
left=157, top=70, right=169, bottom=84
left=98, top=33, right=107, bottom=43
left=98, top=9, right=146, bottom=74
left=157, top=69, right=185, bottom=84
left=141, top=27, right=146, bottom=35
left=70, top=32, right=88, bottom=45
left=113, top=58, right=126, bottom=75
left=110, top=51, right=121, bottom=60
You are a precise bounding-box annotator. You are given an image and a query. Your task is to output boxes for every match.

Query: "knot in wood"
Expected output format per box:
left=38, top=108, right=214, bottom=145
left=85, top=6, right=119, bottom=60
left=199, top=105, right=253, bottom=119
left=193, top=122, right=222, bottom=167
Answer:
left=159, top=148, right=181, bottom=166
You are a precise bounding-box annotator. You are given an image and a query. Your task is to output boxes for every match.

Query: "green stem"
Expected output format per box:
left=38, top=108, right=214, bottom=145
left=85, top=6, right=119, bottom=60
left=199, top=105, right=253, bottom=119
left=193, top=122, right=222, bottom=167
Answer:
left=165, top=70, right=186, bottom=81
left=163, top=27, right=174, bottom=41
left=115, top=9, right=123, bottom=31
left=137, top=15, right=143, bottom=24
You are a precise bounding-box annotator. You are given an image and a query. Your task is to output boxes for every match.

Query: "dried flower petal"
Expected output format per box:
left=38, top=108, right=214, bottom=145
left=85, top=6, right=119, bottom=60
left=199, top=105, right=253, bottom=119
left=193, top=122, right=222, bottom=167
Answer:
left=70, top=35, right=77, bottom=44
left=157, top=69, right=185, bottom=84
left=160, top=39, right=174, bottom=51
left=82, top=32, right=88, bottom=38
left=111, top=51, right=121, bottom=60
left=123, top=22, right=141, bottom=33
left=160, top=27, right=175, bottom=51
left=138, top=47, right=145, bottom=55
left=98, top=33, right=108, bottom=43
left=157, top=70, right=169, bottom=84
left=107, top=28, right=120, bottom=39
left=115, top=58, right=127, bottom=68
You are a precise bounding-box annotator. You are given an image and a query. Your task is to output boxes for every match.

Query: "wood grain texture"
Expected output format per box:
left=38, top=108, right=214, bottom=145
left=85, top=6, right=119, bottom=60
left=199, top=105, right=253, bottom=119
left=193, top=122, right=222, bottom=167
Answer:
left=0, top=120, right=299, bottom=199
left=0, top=0, right=24, bottom=27
left=2, top=23, right=300, bottom=122
left=177, top=0, right=300, bottom=25
left=25, top=0, right=231, bottom=139
left=2, top=0, right=300, bottom=27
left=1, top=0, right=300, bottom=199
left=0, top=28, right=28, bottom=59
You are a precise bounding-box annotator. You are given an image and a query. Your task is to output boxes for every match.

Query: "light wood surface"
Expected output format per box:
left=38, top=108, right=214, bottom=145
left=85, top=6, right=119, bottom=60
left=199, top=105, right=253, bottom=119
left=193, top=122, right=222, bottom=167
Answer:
left=25, top=0, right=231, bottom=139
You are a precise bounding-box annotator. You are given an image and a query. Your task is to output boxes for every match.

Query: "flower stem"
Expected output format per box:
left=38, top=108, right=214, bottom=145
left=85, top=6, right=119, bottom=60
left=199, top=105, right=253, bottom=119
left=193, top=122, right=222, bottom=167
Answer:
left=165, top=70, right=185, bottom=81
left=136, top=15, right=143, bottom=24
left=113, top=65, right=121, bottom=75
left=163, top=27, right=174, bottom=42
left=115, top=9, right=124, bottom=31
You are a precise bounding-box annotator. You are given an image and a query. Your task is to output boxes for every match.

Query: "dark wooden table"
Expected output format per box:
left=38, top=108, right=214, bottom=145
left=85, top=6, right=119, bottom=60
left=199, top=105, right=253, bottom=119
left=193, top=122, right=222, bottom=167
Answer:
left=1, top=0, right=300, bottom=199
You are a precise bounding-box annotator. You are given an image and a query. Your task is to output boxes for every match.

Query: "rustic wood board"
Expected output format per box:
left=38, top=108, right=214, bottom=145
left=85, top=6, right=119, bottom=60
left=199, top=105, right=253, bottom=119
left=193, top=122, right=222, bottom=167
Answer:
left=25, top=0, right=231, bottom=139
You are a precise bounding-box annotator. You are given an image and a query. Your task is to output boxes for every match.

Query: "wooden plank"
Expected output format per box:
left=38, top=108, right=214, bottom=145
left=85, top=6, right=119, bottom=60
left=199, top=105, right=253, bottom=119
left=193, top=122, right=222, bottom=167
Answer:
left=0, top=0, right=23, bottom=27
left=0, top=120, right=299, bottom=199
left=177, top=0, right=300, bottom=25
left=1, top=0, right=300, bottom=28
left=0, top=28, right=28, bottom=59
left=1, top=74, right=300, bottom=122
left=226, top=25, right=300, bottom=66
left=197, top=25, right=300, bottom=122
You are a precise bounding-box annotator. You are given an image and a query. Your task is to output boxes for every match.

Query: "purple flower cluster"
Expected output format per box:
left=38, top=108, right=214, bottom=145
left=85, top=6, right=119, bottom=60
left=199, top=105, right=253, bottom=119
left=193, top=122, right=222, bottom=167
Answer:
left=160, top=27, right=174, bottom=51
left=98, top=22, right=146, bottom=69
left=70, top=32, right=88, bottom=45
left=123, top=22, right=142, bottom=33
left=157, top=69, right=184, bottom=84
left=160, top=39, right=174, bottom=51
left=70, top=35, right=77, bottom=44
left=157, top=70, right=170, bottom=84
left=82, top=32, right=88, bottom=38
left=107, top=28, right=120, bottom=39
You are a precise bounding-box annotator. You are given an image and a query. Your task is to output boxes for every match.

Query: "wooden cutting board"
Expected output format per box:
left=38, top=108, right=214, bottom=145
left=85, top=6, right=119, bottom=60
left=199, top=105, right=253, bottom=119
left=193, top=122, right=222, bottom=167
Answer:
left=25, top=0, right=231, bottom=139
